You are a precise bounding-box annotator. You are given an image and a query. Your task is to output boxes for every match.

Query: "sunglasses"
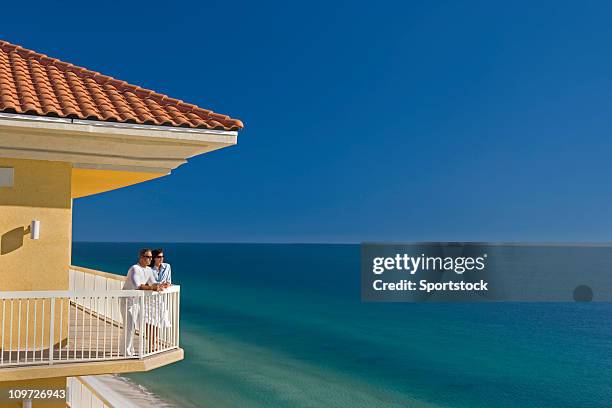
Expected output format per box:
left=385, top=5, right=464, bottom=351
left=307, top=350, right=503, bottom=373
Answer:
left=155, top=255, right=164, bottom=259
left=141, top=255, right=153, bottom=259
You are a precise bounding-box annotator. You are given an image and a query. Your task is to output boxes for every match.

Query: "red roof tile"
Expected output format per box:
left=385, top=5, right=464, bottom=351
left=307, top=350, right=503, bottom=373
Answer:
left=0, top=40, right=243, bottom=130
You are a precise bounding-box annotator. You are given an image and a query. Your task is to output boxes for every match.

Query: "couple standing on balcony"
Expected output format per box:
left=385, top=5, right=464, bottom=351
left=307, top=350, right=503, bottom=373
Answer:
left=121, top=248, right=173, bottom=356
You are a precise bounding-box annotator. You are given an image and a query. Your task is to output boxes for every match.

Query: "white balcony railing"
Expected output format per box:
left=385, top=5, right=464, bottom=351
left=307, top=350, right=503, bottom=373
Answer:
left=69, top=266, right=126, bottom=292
left=0, top=285, right=180, bottom=367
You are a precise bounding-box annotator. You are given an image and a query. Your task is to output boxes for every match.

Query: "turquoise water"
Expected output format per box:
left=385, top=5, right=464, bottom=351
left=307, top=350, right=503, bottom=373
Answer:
left=72, top=243, right=612, bottom=408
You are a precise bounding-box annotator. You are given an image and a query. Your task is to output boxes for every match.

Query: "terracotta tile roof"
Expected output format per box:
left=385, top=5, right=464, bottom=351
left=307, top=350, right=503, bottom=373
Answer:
left=0, top=40, right=243, bottom=130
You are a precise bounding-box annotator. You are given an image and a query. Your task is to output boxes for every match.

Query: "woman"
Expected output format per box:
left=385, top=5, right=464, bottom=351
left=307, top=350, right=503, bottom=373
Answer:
left=151, top=248, right=172, bottom=284
left=145, top=248, right=172, bottom=351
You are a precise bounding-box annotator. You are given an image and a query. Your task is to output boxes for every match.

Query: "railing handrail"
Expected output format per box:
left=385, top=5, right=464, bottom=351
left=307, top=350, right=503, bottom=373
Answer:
left=0, top=285, right=180, bottom=299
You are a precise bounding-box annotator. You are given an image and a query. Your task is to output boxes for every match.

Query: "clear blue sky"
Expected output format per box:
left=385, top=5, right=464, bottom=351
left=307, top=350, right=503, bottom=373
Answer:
left=5, top=1, right=612, bottom=243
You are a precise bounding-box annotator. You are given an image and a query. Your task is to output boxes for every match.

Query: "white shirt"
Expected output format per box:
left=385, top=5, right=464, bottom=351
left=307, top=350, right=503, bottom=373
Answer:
left=123, top=264, right=156, bottom=290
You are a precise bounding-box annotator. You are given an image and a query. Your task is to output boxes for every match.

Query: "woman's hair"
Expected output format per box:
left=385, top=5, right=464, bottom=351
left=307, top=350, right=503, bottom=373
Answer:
left=151, top=248, right=164, bottom=267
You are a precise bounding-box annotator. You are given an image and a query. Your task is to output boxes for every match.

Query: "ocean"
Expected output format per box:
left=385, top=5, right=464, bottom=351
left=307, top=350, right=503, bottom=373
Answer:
left=72, top=243, right=612, bottom=408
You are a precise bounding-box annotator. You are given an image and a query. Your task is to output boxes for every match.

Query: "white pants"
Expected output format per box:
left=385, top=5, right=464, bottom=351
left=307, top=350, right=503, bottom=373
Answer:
left=120, top=298, right=141, bottom=356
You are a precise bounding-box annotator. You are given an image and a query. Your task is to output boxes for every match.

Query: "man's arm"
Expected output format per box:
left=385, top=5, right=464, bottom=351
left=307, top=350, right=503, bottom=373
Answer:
left=126, top=266, right=140, bottom=289
left=138, top=271, right=166, bottom=291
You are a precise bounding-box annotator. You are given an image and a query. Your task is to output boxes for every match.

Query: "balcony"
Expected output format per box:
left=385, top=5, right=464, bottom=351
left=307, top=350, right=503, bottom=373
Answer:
left=0, top=266, right=183, bottom=380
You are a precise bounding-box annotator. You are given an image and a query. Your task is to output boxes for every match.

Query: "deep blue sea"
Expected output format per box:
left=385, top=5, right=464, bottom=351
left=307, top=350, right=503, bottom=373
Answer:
left=72, top=243, right=612, bottom=408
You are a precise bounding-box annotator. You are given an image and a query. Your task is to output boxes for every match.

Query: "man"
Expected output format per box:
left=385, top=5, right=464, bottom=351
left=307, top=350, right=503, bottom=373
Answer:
left=120, top=248, right=169, bottom=356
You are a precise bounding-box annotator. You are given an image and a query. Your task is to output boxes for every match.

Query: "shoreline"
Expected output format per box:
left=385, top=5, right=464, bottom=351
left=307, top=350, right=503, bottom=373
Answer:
left=79, top=375, right=176, bottom=408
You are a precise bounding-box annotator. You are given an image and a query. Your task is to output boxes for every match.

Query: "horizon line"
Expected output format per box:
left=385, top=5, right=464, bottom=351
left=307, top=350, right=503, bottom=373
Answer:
left=71, top=240, right=612, bottom=247
left=72, top=240, right=360, bottom=245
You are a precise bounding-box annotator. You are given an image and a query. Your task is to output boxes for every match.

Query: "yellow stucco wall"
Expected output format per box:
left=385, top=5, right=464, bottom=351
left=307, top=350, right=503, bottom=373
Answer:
left=0, top=158, right=72, bottom=348
left=0, top=376, right=67, bottom=408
